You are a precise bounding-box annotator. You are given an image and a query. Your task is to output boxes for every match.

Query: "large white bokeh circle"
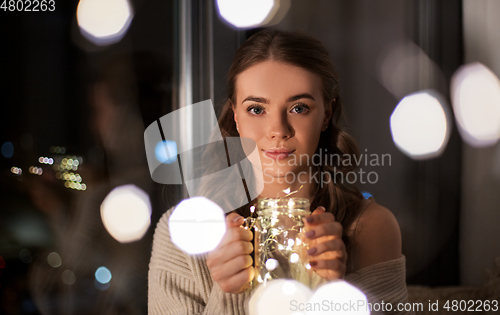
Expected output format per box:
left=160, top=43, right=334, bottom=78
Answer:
left=100, top=185, right=151, bottom=243
left=451, top=62, right=500, bottom=147
left=216, top=0, right=275, bottom=29
left=390, top=91, right=451, bottom=159
left=169, top=197, right=226, bottom=255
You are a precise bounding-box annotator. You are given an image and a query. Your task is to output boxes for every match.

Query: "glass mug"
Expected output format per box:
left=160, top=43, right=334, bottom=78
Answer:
left=243, top=197, right=323, bottom=289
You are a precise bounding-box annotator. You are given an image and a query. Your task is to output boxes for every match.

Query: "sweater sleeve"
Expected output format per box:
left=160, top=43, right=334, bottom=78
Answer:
left=148, top=208, right=252, bottom=315
left=344, top=255, right=414, bottom=315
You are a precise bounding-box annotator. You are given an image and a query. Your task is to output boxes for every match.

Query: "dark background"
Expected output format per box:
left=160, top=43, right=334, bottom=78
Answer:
left=1, top=0, right=498, bottom=314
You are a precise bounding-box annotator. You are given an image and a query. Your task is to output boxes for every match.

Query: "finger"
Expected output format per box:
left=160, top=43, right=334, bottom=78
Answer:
left=221, top=266, right=255, bottom=293
left=303, top=211, right=335, bottom=226
left=226, top=212, right=245, bottom=228
left=311, top=206, right=326, bottom=215
left=309, top=258, right=346, bottom=276
left=219, top=241, right=254, bottom=264
left=212, top=255, right=253, bottom=285
left=303, top=221, right=342, bottom=240
left=307, top=238, right=345, bottom=259
left=216, top=226, right=253, bottom=249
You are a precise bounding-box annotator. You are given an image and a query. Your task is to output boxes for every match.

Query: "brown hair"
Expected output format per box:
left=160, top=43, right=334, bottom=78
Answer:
left=208, top=30, right=365, bottom=271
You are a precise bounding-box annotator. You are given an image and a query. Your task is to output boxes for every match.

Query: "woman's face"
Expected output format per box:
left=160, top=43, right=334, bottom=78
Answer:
left=233, top=60, right=332, bottom=180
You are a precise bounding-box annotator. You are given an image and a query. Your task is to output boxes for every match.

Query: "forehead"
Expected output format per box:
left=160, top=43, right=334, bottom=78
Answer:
left=235, top=60, right=323, bottom=104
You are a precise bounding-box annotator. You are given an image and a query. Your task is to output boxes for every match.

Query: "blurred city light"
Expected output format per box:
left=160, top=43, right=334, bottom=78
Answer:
left=100, top=185, right=152, bottom=243
left=169, top=197, right=226, bottom=255
left=451, top=62, right=500, bottom=147
left=249, top=279, right=312, bottom=315
left=1, top=141, right=14, bottom=158
left=155, top=140, right=178, bottom=164
left=76, top=0, right=134, bottom=46
left=307, top=280, right=369, bottom=315
left=10, top=167, right=22, bottom=175
left=62, top=270, right=76, bottom=285
left=390, top=91, right=451, bottom=159
left=95, top=266, right=112, bottom=284
left=378, top=40, right=446, bottom=100
left=216, top=0, right=279, bottom=29
left=29, top=166, right=43, bottom=175
left=47, top=252, right=62, bottom=268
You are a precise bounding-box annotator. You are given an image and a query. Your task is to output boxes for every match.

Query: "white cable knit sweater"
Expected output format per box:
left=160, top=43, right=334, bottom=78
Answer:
left=148, top=208, right=413, bottom=315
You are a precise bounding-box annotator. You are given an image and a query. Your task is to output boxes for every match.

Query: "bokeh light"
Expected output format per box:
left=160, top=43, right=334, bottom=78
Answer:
left=47, top=252, right=62, bottom=268
left=10, top=167, right=22, bottom=175
left=155, top=140, right=178, bottom=164
left=95, top=266, right=112, bottom=284
left=169, top=197, right=226, bottom=255
left=19, top=249, right=32, bottom=263
left=100, top=185, right=152, bottom=243
left=216, top=0, right=276, bottom=29
left=451, top=62, right=500, bottom=147
left=1, top=141, right=14, bottom=158
left=378, top=40, right=446, bottom=100
left=77, top=0, right=134, bottom=46
left=265, top=258, right=279, bottom=271
left=390, top=90, right=451, bottom=159
left=62, top=270, right=76, bottom=285
left=249, top=279, right=312, bottom=315
left=306, top=280, right=369, bottom=315
left=361, top=191, right=373, bottom=199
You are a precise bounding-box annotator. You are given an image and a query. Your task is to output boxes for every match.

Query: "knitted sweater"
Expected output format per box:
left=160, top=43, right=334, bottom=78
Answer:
left=148, top=208, right=413, bottom=315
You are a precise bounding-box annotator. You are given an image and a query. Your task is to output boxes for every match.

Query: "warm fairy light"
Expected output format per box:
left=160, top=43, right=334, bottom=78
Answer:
left=290, top=253, right=299, bottom=264
left=100, top=185, right=152, bottom=243
left=77, top=0, right=134, bottom=45
left=249, top=279, right=312, bottom=315
left=265, top=258, right=279, bottom=271
left=283, top=188, right=291, bottom=194
left=451, top=62, right=500, bottom=147
left=169, top=197, right=226, bottom=254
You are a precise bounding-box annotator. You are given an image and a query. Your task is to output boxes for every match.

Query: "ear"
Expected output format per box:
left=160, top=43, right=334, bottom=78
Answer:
left=323, top=98, right=334, bottom=126
left=232, top=103, right=238, bottom=126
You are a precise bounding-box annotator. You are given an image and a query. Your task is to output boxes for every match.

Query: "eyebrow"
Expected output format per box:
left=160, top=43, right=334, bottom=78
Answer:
left=241, top=93, right=316, bottom=104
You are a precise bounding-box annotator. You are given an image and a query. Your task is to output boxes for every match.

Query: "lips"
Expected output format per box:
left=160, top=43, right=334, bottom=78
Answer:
left=263, top=148, right=295, bottom=160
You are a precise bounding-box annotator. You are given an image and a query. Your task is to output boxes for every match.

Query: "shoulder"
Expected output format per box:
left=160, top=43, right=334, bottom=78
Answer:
left=346, top=200, right=402, bottom=271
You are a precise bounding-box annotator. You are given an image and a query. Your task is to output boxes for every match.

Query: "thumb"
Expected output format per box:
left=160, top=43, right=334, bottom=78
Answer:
left=226, top=212, right=244, bottom=228
left=311, top=206, right=326, bottom=216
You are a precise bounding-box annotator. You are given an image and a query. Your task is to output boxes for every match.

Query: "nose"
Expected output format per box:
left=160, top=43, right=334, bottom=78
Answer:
left=267, top=112, right=293, bottom=140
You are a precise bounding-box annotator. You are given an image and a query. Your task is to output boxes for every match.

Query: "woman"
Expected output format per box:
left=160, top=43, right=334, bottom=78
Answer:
left=149, top=30, right=411, bottom=314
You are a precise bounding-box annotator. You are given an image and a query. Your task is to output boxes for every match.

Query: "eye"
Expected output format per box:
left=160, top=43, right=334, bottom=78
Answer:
left=247, top=104, right=265, bottom=115
left=291, top=103, right=309, bottom=114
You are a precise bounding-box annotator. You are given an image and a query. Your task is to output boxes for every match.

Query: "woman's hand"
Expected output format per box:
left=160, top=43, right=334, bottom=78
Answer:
left=206, top=213, right=255, bottom=294
left=302, top=206, right=347, bottom=281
